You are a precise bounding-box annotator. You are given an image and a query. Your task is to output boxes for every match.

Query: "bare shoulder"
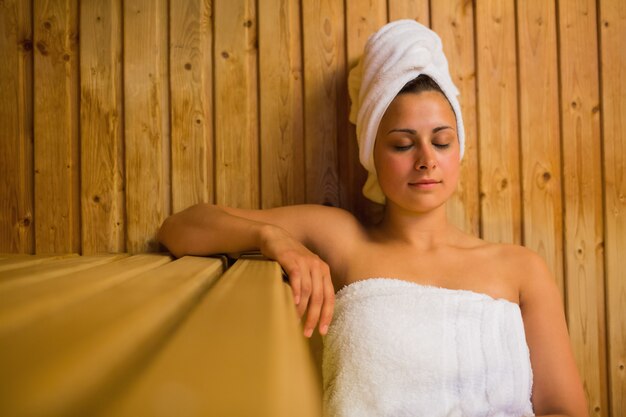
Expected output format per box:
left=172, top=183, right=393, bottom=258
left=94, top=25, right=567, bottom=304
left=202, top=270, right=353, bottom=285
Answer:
left=449, top=237, right=551, bottom=303
left=487, top=243, right=556, bottom=305
left=467, top=240, right=549, bottom=284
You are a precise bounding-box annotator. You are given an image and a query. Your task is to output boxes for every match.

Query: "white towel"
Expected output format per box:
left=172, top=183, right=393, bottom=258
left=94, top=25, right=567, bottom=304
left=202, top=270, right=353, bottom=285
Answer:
left=348, top=20, right=465, bottom=204
left=322, top=278, right=534, bottom=417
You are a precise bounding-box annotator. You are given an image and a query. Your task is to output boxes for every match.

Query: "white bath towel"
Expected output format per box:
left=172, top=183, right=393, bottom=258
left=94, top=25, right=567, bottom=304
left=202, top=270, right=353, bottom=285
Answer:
left=322, top=278, right=534, bottom=417
left=348, top=20, right=465, bottom=204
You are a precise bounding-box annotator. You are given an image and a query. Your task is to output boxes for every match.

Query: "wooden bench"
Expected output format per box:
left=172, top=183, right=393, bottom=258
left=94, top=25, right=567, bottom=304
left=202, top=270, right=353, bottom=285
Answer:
left=0, top=254, right=323, bottom=417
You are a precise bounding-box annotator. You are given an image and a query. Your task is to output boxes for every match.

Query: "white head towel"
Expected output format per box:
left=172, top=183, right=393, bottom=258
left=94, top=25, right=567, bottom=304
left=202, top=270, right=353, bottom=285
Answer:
left=348, top=20, right=465, bottom=204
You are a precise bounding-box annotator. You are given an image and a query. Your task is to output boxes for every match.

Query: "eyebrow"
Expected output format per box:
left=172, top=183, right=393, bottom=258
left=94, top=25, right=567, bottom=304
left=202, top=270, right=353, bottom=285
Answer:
left=387, top=126, right=453, bottom=135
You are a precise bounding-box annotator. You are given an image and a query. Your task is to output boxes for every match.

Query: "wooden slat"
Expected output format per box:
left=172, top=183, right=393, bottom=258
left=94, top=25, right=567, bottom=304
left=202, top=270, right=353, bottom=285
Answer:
left=123, top=0, right=170, bottom=252
left=432, top=0, right=480, bottom=236
left=214, top=0, right=259, bottom=208
left=343, top=0, right=387, bottom=223
left=475, top=0, right=521, bottom=243
left=98, top=258, right=321, bottom=417
left=599, top=0, right=626, bottom=415
left=259, top=0, right=305, bottom=208
left=0, top=254, right=172, bottom=335
left=80, top=0, right=125, bottom=254
left=0, top=253, right=78, bottom=273
left=0, top=0, right=34, bottom=254
left=516, top=0, right=564, bottom=293
left=33, top=0, right=80, bottom=253
left=388, top=0, right=429, bottom=25
left=0, top=254, right=127, bottom=289
left=302, top=0, right=343, bottom=206
left=170, top=0, right=214, bottom=213
left=558, top=1, right=607, bottom=416
left=0, top=256, right=223, bottom=417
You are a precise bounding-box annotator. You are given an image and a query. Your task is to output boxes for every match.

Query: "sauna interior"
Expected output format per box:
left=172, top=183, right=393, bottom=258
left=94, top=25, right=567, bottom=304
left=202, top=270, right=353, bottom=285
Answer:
left=0, top=0, right=624, bottom=416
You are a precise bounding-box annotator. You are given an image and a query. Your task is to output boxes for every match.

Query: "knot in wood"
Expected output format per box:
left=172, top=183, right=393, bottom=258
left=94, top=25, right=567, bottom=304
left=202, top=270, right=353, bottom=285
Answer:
left=36, top=41, right=48, bottom=56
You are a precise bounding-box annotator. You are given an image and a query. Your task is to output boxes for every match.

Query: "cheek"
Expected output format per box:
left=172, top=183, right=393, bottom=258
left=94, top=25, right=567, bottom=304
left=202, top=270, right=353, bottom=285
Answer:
left=375, top=153, right=409, bottom=181
left=439, top=156, right=461, bottom=184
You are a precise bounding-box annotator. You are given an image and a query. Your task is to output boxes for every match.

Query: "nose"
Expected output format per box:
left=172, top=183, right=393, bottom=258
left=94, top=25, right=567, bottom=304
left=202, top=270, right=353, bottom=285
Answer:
left=414, top=144, right=437, bottom=171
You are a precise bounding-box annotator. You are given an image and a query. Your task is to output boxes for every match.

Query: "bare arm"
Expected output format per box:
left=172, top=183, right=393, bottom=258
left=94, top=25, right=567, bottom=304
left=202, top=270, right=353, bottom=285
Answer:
left=518, top=249, right=588, bottom=417
left=157, top=203, right=270, bottom=258
left=158, top=203, right=361, bottom=338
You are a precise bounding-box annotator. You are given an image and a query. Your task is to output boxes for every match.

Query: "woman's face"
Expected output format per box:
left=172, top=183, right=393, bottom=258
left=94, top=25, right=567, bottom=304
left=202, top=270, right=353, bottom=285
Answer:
left=373, top=90, right=461, bottom=214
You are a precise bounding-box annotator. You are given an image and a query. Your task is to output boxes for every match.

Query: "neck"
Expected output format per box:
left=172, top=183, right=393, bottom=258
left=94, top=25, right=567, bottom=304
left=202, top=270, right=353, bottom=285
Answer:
left=374, top=203, right=452, bottom=250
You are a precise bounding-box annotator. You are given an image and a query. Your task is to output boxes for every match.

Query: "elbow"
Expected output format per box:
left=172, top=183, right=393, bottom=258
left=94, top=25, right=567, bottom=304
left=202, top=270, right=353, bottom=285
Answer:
left=157, top=216, right=185, bottom=258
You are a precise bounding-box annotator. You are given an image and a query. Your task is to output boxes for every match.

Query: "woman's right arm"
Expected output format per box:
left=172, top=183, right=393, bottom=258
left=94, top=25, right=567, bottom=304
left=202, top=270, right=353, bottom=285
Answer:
left=157, top=203, right=274, bottom=258
left=157, top=203, right=359, bottom=337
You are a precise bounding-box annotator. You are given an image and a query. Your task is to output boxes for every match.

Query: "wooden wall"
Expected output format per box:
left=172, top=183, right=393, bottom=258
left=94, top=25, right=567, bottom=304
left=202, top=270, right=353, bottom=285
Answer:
left=0, top=0, right=624, bottom=415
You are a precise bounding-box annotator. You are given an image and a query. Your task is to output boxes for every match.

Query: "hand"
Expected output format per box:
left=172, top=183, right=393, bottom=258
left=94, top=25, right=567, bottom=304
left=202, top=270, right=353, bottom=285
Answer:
left=259, top=225, right=335, bottom=338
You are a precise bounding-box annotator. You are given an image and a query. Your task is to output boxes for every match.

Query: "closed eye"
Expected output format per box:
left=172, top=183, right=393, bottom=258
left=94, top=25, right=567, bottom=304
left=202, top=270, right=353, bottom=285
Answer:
left=433, top=143, right=450, bottom=149
left=394, top=144, right=413, bottom=151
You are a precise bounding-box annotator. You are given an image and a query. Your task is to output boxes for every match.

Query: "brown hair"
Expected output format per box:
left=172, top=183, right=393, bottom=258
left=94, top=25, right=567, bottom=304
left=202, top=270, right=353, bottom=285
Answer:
left=398, top=74, right=445, bottom=96
left=397, top=74, right=454, bottom=114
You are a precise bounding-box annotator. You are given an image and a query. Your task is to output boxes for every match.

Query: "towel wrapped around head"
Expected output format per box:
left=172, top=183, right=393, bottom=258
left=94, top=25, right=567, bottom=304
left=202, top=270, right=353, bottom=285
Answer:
left=348, top=20, right=465, bottom=204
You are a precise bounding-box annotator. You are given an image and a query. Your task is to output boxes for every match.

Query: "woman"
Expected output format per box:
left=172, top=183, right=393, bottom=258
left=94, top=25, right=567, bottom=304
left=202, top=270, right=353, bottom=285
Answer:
left=158, top=20, right=587, bottom=417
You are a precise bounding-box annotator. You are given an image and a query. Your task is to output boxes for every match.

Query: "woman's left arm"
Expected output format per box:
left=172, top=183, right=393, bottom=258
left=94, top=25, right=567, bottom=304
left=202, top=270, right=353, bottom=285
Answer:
left=518, top=249, right=588, bottom=417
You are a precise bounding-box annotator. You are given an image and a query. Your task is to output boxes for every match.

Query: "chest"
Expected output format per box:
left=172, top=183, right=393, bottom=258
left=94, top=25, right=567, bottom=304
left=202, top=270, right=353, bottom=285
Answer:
left=335, top=243, right=520, bottom=304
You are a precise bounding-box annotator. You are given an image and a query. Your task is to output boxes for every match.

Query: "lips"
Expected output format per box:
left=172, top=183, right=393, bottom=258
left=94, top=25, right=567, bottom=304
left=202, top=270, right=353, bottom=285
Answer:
left=409, top=179, right=441, bottom=186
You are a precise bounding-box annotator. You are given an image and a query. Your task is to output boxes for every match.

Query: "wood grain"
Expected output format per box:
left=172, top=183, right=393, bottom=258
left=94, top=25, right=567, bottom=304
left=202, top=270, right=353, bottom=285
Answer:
left=33, top=0, right=80, bottom=253
left=432, top=0, right=480, bottom=236
left=558, top=0, right=607, bottom=415
left=302, top=0, right=343, bottom=206
left=80, top=0, right=125, bottom=254
left=516, top=0, right=564, bottom=292
left=0, top=255, right=171, bottom=336
left=0, top=0, right=33, bottom=253
left=170, top=0, right=214, bottom=213
left=259, top=0, right=305, bottom=208
left=214, top=0, right=259, bottom=208
left=475, top=0, right=521, bottom=244
left=123, top=0, right=170, bottom=252
left=599, top=0, right=626, bottom=414
left=388, top=0, right=429, bottom=25
left=0, top=253, right=78, bottom=273
left=0, top=256, right=222, bottom=417
left=98, top=258, right=321, bottom=417
left=343, top=0, right=387, bottom=222
left=0, top=254, right=127, bottom=288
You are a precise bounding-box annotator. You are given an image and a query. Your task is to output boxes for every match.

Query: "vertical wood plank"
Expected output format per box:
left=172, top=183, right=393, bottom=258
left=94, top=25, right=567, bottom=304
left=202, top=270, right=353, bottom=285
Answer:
left=599, top=0, right=626, bottom=415
left=558, top=1, right=607, bottom=415
left=80, top=0, right=125, bottom=254
left=475, top=0, right=521, bottom=244
left=214, top=0, right=259, bottom=208
left=432, top=0, right=480, bottom=237
left=124, top=0, right=170, bottom=252
left=343, top=0, right=387, bottom=222
left=170, top=0, right=214, bottom=213
left=388, top=0, right=429, bottom=25
left=0, top=0, right=34, bottom=253
left=302, top=0, right=344, bottom=206
left=259, top=0, right=305, bottom=208
left=516, top=0, right=564, bottom=292
left=33, top=0, right=80, bottom=253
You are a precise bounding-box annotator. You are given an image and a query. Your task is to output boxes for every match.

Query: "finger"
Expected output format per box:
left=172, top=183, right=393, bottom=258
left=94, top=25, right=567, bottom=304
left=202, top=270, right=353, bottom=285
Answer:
left=297, top=265, right=312, bottom=319
left=303, top=267, right=324, bottom=338
left=318, top=273, right=335, bottom=336
left=285, top=263, right=301, bottom=306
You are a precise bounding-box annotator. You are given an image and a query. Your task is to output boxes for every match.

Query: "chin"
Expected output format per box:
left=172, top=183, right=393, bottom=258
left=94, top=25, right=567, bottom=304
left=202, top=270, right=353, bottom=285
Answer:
left=388, top=196, right=447, bottom=214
